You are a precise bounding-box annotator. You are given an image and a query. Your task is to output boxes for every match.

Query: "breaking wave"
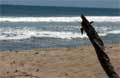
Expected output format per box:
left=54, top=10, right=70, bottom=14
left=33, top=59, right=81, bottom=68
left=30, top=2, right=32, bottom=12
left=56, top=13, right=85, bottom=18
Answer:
left=0, top=28, right=120, bottom=40
left=0, top=16, right=120, bottom=22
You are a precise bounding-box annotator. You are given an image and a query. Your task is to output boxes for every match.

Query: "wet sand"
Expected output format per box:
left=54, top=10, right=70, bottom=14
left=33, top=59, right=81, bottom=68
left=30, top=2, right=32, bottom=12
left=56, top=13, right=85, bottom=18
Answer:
left=0, top=44, right=120, bottom=78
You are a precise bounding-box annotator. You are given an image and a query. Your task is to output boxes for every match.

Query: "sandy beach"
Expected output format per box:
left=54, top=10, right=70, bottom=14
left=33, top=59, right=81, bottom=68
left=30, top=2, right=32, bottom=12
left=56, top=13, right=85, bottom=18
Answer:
left=0, top=44, right=120, bottom=78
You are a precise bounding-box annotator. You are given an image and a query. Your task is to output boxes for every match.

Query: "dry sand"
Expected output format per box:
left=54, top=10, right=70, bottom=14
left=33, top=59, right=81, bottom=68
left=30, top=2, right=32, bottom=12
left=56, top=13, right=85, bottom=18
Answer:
left=0, top=44, right=120, bottom=78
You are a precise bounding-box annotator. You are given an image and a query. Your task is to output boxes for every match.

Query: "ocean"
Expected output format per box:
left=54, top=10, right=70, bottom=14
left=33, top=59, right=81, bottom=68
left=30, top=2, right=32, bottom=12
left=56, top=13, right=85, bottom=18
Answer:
left=0, top=5, right=120, bottom=50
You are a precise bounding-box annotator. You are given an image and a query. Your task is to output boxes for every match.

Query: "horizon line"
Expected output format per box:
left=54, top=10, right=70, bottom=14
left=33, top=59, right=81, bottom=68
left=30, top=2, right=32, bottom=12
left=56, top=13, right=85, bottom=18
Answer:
left=1, top=4, right=120, bottom=9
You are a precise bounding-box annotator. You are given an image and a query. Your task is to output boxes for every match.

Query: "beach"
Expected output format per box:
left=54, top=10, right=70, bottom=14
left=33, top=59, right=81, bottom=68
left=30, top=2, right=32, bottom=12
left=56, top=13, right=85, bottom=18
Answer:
left=0, top=44, right=120, bottom=78
left=0, top=5, right=120, bottom=78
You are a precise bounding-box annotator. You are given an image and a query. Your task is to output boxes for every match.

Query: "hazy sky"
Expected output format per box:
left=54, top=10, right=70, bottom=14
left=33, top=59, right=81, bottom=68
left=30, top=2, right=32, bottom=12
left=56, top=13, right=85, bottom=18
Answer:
left=0, top=0, right=120, bottom=8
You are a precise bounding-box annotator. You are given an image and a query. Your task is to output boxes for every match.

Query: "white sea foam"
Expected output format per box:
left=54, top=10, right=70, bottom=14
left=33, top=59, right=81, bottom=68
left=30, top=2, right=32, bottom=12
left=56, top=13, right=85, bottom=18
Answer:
left=107, top=30, right=120, bottom=34
left=0, top=28, right=120, bottom=40
left=0, top=29, right=87, bottom=40
left=0, top=16, right=120, bottom=22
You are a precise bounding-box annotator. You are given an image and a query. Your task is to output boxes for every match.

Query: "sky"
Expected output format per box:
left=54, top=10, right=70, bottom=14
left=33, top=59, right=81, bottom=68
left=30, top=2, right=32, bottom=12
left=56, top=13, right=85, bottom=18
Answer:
left=0, top=0, right=120, bottom=8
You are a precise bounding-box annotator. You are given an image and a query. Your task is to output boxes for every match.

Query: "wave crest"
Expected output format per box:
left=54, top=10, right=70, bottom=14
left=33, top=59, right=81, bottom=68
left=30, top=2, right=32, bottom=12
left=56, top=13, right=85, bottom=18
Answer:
left=0, top=28, right=120, bottom=40
left=0, top=16, right=120, bottom=22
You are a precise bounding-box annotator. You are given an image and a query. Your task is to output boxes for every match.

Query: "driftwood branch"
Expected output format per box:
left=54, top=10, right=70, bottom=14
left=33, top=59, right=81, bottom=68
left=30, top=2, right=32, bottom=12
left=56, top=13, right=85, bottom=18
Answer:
left=81, top=15, right=119, bottom=78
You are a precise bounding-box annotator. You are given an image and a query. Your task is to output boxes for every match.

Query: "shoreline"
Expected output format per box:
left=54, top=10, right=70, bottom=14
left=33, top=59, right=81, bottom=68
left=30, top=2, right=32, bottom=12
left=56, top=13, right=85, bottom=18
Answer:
left=0, top=43, right=120, bottom=78
left=0, top=43, right=119, bottom=52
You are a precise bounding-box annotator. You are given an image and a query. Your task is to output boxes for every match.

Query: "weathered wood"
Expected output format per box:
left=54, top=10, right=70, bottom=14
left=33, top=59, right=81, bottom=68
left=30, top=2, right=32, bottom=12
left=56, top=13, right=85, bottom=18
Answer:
left=81, top=15, right=119, bottom=78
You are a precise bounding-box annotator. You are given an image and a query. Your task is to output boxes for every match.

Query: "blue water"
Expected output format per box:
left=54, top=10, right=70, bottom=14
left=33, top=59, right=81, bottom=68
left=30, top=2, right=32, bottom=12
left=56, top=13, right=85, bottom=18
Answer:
left=1, top=5, right=120, bottom=16
left=0, top=5, right=120, bottom=50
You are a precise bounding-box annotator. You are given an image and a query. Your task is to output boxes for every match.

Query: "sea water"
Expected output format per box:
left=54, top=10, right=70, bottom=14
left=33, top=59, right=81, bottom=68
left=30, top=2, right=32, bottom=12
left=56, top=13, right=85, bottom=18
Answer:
left=0, top=5, right=120, bottom=50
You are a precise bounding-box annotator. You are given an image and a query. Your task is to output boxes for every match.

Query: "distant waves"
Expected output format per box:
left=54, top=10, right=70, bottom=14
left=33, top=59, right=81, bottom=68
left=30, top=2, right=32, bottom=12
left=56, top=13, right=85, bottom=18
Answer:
left=0, top=16, right=120, bottom=22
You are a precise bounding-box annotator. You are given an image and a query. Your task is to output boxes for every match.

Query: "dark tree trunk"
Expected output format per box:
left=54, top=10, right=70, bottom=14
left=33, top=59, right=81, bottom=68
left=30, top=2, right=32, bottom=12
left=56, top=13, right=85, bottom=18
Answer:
left=80, top=15, right=119, bottom=78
